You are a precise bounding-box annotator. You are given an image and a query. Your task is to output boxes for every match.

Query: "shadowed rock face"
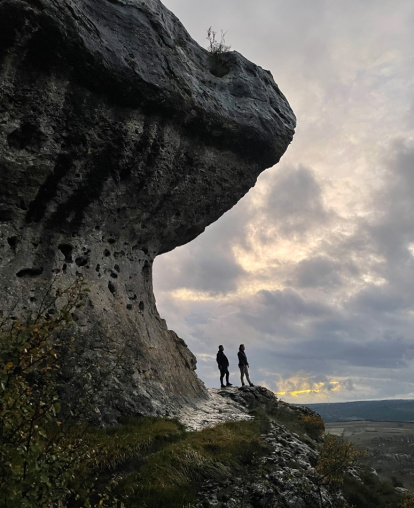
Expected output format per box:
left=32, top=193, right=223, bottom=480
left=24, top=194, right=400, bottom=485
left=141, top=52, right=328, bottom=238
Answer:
left=0, top=0, right=295, bottom=421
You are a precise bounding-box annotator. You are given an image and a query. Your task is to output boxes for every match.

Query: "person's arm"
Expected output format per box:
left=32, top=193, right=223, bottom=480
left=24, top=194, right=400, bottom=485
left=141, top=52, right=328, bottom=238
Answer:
left=242, top=351, right=249, bottom=367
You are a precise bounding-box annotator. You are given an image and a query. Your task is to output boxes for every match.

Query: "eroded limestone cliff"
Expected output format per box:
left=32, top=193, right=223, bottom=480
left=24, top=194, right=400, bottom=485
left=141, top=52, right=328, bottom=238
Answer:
left=0, top=0, right=295, bottom=421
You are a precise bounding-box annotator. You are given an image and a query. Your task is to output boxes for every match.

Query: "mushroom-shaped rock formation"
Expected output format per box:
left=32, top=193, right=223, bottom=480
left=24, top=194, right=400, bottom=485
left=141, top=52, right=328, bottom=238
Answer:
left=0, top=0, right=296, bottom=422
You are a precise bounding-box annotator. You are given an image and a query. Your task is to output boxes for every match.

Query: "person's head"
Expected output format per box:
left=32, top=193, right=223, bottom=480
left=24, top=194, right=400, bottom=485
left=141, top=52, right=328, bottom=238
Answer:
left=239, top=344, right=245, bottom=351
left=218, top=345, right=224, bottom=351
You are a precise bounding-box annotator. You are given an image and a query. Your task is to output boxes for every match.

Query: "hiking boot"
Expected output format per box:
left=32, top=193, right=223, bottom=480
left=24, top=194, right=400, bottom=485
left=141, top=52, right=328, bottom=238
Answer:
left=249, top=383, right=254, bottom=387
left=221, top=384, right=226, bottom=388
left=226, top=383, right=233, bottom=387
left=241, top=383, right=245, bottom=386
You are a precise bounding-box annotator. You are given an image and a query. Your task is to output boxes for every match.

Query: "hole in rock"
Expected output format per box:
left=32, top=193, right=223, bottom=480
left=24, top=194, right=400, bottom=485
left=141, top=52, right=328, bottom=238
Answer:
left=75, top=256, right=88, bottom=267
left=7, top=236, right=18, bottom=249
left=142, top=260, right=150, bottom=278
left=7, top=122, right=46, bottom=151
left=58, top=243, right=73, bottom=263
left=16, top=267, right=44, bottom=278
left=139, top=301, right=144, bottom=311
left=108, top=281, right=116, bottom=295
left=17, top=200, right=27, bottom=211
left=0, top=209, right=13, bottom=222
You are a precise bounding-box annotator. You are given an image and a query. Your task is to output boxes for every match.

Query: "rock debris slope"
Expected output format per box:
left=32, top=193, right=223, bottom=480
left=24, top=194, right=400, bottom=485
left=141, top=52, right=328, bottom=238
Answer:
left=181, top=387, right=336, bottom=508
left=0, top=0, right=296, bottom=421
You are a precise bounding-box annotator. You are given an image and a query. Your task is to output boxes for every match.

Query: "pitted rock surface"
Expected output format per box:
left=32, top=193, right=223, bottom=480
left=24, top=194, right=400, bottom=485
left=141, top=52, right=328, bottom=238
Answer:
left=0, top=0, right=295, bottom=420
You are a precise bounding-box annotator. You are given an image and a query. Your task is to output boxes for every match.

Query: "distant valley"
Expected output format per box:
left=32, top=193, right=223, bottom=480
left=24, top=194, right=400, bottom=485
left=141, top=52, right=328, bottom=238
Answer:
left=303, top=399, right=414, bottom=423
left=325, top=421, right=414, bottom=490
left=301, top=399, right=414, bottom=489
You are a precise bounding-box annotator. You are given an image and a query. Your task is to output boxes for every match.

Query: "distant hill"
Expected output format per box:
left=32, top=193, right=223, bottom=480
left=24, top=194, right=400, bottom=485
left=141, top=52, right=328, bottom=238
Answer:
left=300, top=399, right=414, bottom=423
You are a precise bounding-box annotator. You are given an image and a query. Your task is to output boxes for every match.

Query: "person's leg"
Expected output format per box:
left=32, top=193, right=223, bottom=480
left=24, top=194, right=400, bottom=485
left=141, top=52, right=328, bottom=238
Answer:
left=245, top=367, right=254, bottom=386
left=225, top=368, right=232, bottom=386
left=240, top=366, right=245, bottom=386
left=219, top=367, right=225, bottom=387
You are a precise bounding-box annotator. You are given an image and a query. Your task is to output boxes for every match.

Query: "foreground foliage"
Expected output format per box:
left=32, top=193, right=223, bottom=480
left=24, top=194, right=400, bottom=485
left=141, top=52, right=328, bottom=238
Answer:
left=80, top=417, right=268, bottom=507
left=316, top=434, right=367, bottom=489
left=0, top=279, right=121, bottom=508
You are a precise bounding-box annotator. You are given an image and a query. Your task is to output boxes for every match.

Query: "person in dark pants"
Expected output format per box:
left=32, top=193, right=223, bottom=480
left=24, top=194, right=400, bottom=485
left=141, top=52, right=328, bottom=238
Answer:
left=238, top=344, right=254, bottom=387
left=216, top=345, right=232, bottom=388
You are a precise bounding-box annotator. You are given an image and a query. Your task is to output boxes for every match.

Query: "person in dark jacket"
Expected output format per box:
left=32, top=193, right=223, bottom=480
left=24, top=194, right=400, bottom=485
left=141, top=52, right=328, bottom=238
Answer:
left=237, top=344, right=254, bottom=387
left=216, top=345, right=232, bottom=388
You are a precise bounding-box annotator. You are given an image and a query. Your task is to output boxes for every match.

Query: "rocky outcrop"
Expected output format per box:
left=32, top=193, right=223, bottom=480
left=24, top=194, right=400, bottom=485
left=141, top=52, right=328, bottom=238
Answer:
left=195, top=421, right=334, bottom=508
left=0, top=0, right=295, bottom=421
left=178, top=387, right=337, bottom=507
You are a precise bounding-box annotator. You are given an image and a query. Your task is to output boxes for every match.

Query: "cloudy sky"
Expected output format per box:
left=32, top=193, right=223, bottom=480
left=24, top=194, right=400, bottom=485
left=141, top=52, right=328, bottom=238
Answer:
left=155, top=0, right=414, bottom=404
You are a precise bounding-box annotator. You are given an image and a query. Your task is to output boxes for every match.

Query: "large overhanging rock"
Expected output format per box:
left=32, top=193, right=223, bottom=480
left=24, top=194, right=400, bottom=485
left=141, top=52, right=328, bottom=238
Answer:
left=0, top=0, right=296, bottom=422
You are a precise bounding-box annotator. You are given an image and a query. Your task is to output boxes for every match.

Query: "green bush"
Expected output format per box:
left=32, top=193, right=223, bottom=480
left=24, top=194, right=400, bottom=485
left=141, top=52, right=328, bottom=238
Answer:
left=0, top=278, right=120, bottom=508
left=301, top=413, right=325, bottom=441
left=342, top=471, right=407, bottom=508
left=316, top=434, right=366, bottom=489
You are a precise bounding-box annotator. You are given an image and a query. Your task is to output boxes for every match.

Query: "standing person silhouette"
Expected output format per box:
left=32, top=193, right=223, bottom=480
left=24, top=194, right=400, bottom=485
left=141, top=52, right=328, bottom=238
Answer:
left=216, top=345, right=232, bottom=388
left=238, top=344, right=254, bottom=387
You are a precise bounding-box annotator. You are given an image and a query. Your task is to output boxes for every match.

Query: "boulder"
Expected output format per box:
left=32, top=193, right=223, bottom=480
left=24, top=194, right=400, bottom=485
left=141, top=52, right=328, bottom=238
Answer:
left=0, top=0, right=295, bottom=421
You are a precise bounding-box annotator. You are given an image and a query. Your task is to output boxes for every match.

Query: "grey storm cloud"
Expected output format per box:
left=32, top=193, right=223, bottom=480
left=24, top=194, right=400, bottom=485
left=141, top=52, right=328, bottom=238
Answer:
left=232, top=286, right=414, bottom=371
left=368, top=141, right=414, bottom=257
left=155, top=0, right=414, bottom=402
left=289, top=256, right=345, bottom=289
left=263, top=165, right=330, bottom=238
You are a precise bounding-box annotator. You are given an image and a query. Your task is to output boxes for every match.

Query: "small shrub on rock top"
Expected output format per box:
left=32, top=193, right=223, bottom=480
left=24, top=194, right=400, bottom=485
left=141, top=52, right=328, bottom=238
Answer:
left=301, top=413, right=325, bottom=440
left=206, top=26, right=231, bottom=55
left=206, top=26, right=231, bottom=77
left=272, top=401, right=323, bottom=444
